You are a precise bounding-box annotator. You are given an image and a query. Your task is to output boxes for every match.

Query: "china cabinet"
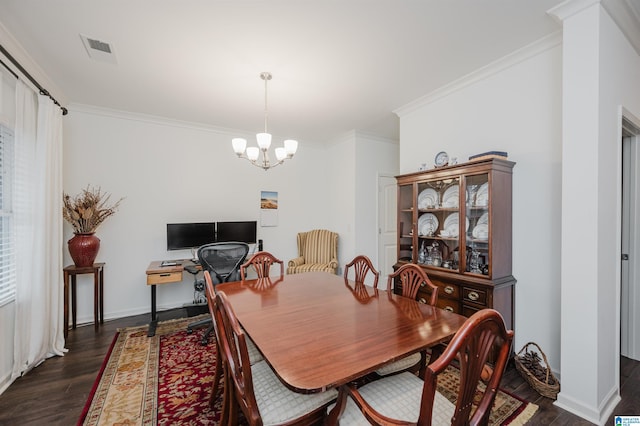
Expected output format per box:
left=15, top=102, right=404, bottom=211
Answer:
left=395, top=157, right=516, bottom=332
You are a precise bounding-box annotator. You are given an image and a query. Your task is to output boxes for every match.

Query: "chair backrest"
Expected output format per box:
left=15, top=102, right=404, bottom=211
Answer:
left=197, top=242, right=249, bottom=284
left=344, top=255, right=379, bottom=288
left=420, top=308, right=514, bottom=426
left=240, top=251, right=284, bottom=280
left=387, top=263, right=438, bottom=305
left=297, top=229, right=338, bottom=264
left=212, top=291, right=261, bottom=425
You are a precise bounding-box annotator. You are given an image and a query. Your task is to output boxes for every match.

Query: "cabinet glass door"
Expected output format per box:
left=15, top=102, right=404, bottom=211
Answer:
left=416, top=177, right=461, bottom=272
left=397, top=183, right=414, bottom=263
left=465, top=173, right=490, bottom=276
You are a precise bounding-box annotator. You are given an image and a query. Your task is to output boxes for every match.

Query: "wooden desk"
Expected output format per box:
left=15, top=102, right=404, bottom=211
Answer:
left=145, top=259, right=199, bottom=336
left=217, top=271, right=468, bottom=393
left=63, top=263, right=105, bottom=339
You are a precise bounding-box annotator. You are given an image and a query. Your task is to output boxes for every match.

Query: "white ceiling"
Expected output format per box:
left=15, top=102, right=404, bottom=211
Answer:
left=0, top=0, right=565, bottom=143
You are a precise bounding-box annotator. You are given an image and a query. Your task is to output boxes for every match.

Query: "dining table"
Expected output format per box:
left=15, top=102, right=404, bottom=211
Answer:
left=216, top=270, right=468, bottom=394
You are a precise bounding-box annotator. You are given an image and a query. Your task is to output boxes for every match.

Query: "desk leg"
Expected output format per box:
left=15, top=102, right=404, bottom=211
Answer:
left=99, top=267, right=104, bottom=324
left=63, top=271, right=69, bottom=339
left=71, top=275, right=77, bottom=329
left=93, top=270, right=99, bottom=330
left=148, top=284, right=157, bottom=337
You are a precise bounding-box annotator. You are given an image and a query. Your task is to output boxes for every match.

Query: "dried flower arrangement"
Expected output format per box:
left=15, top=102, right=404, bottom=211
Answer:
left=63, top=186, right=123, bottom=234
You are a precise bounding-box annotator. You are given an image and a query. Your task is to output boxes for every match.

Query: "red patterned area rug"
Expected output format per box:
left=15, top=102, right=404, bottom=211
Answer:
left=78, top=316, right=537, bottom=425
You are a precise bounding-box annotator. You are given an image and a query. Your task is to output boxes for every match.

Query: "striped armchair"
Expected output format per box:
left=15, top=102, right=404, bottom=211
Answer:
left=287, top=229, right=338, bottom=274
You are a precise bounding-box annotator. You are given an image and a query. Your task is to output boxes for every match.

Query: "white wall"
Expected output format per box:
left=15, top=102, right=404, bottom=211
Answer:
left=396, top=35, right=563, bottom=371
left=326, top=133, right=356, bottom=273
left=354, top=132, right=399, bottom=262
left=325, top=131, right=399, bottom=274
left=63, top=106, right=333, bottom=322
left=551, top=1, right=640, bottom=423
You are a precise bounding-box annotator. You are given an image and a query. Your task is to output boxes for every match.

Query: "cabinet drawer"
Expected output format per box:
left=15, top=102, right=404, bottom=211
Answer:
left=463, top=287, right=487, bottom=306
left=435, top=298, right=460, bottom=314
left=427, top=276, right=460, bottom=299
left=147, top=271, right=182, bottom=285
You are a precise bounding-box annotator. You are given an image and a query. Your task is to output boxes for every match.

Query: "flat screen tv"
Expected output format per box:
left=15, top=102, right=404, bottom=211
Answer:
left=216, top=221, right=257, bottom=244
left=166, top=222, right=216, bottom=250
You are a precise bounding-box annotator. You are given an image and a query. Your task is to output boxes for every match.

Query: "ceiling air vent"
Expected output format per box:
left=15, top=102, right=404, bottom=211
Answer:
left=80, top=34, right=117, bottom=64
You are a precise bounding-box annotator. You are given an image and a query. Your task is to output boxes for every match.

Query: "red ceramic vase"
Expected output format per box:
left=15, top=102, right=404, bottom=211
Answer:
left=68, top=233, right=100, bottom=267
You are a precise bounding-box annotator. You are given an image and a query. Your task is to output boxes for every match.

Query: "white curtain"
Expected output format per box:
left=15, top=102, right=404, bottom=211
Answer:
left=12, top=81, right=65, bottom=380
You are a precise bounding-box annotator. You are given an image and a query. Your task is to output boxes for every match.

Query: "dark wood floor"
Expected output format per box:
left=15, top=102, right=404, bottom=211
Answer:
left=0, top=308, right=638, bottom=425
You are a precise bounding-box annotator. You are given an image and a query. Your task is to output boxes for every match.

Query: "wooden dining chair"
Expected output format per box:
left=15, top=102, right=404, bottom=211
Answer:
left=240, top=251, right=284, bottom=280
left=343, top=255, right=380, bottom=288
left=212, top=291, right=338, bottom=425
left=375, top=263, right=439, bottom=377
left=327, top=308, right=514, bottom=426
left=203, top=270, right=263, bottom=409
left=387, top=263, right=438, bottom=305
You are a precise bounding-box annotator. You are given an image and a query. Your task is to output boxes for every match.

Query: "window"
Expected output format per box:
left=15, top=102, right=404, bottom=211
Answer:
left=0, top=124, right=15, bottom=306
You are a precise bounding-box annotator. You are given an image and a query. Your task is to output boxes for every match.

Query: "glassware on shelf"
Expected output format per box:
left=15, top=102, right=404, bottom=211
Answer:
left=428, top=241, right=442, bottom=267
left=418, top=241, right=427, bottom=264
left=466, top=184, right=478, bottom=207
left=470, top=249, right=482, bottom=273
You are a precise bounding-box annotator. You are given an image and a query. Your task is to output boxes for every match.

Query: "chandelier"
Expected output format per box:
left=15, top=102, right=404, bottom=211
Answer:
left=232, top=72, right=298, bottom=170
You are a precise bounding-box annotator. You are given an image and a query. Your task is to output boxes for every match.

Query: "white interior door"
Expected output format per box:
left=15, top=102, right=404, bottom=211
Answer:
left=378, top=175, right=397, bottom=278
left=622, top=117, right=640, bottom=361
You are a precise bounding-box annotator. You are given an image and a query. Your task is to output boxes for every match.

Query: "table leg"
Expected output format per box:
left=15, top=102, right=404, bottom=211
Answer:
left=148, top=284, right=157, bottom=337
left=93, top=270, right=99, bottom=330
left=63, top=271, right=69, bottom=339
left=99, top=267, right=104, bottom=324
left=71, top=275, right=77, bottom=329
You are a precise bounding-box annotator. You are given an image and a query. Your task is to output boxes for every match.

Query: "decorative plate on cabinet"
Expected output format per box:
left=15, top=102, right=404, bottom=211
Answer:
left=442, top=185, right=460, bottom=208
left=418, top=213, right=439, bottom=236
left=442, top=212, right=469, bottom=237
left=474, top=183, right=489, bottom=207
left=418, top=188, right=438, bottom=209
left=435, top=151, right=449, bottom=168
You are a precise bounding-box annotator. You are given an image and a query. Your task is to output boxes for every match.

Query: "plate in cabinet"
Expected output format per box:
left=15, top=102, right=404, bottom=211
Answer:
left=418, top=213, right=439, bottom=236
left=418, top=188, right=438, bottom=209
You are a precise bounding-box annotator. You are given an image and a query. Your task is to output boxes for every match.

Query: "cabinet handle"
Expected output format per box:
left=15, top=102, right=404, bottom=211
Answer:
left=160, top=273, right=171, bottom=277
left=468, top=291, right=479, bottom=301
left=444, top=306, right=454, bottom=312
left=419, top=298, right=427, bottom=304
left=444, top=286, right=454, bottom=295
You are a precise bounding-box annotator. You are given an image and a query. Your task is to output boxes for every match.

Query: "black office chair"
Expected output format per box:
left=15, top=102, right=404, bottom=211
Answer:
left=186, top=241, right=250, bottom=345
left=184, top=260, right=206, bottom=305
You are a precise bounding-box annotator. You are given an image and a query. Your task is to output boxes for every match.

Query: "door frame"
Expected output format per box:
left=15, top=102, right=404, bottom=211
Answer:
left=621, top=113, right=640, bottom=361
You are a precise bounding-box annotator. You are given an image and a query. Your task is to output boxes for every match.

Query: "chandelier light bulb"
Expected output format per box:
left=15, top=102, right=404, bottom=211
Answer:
left=275, top=147, right=286, bottom=161
left=256, top=133, right=272, bottom=150
left=246, top=147, right=260, bottom=161
left=231, top=72, right=298, bottom=170
left=284, top=139, right=298, bottom=157
left=232, top=138, right=247, bottom=155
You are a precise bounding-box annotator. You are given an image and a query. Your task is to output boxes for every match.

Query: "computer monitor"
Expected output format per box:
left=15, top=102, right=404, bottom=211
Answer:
left=166, top=222, right=216, bottom=251
left=216, top=221, right=257, bottom=244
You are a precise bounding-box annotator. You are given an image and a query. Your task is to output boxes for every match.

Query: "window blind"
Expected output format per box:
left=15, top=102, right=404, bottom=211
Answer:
left=0, top=124, right=15, bottom=307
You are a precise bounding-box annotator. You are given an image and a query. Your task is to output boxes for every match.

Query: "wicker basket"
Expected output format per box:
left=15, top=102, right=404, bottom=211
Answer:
left=514, top=341, right=560, bottom=400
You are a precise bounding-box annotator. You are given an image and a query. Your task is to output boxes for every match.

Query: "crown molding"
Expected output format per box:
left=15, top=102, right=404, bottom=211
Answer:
left=68, top=103, right=327, bottom=146
left=0, top=21, right=67, bottom=105
left=602, top=0, right=640, bottom=56
left=547, top=0, right=600, bottom=24
left=394, top=31, right=562, bottom=117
